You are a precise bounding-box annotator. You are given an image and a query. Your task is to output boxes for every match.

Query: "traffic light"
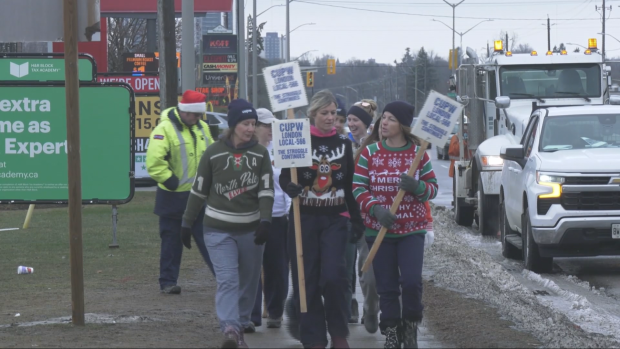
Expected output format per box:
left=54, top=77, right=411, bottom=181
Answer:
left=327, top=59, right=336, bottom=75
left=306, top=72, right=314, bottom=87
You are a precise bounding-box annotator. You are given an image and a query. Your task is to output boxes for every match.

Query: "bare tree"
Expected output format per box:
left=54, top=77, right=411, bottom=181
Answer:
left=107, top=18, right=148, bottom=72
left=513, top=43, right=533, bottom=53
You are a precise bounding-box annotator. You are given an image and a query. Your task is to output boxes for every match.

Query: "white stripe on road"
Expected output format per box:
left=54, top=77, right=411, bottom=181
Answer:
left=441, top=165, right=448, bottom=169
left=0, top=228, right=19, bottom=232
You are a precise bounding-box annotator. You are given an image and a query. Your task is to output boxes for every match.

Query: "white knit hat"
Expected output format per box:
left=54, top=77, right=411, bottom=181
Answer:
left=178, top=90, right=206, bottom=113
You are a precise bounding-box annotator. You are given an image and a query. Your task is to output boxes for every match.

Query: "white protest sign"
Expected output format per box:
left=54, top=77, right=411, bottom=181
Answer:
left=263, top=61, right=309, bottom=113
left=411, top=90, right=463, bottom=147
left=272, top=119, right=312, bottom=168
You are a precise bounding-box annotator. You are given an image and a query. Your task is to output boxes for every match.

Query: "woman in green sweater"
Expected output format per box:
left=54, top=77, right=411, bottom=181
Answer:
left=182, top=99, right=274, bottom=349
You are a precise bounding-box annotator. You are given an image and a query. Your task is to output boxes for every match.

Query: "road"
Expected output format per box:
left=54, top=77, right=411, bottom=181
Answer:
left=429, top=146, right=620, bottom=341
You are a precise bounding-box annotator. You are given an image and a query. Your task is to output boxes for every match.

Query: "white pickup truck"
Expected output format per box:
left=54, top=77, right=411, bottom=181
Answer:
left=499, top=103, right=620, bottom=273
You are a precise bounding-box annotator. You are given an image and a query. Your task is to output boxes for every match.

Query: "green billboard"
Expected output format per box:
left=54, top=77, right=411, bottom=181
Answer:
left=0, top=58, right=94, bottom=82
left=0, top=84, right=134, bottom=204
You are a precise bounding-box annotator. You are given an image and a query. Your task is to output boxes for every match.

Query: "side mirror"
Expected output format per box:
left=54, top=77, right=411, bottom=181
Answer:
left=495, top=96, right=511, bottom=109
left=610, top=95, right=620, bottom=105
left=500, top=146, right=525, bottom=165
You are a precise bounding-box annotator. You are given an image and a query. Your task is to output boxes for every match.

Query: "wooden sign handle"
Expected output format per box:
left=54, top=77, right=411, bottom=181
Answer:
left=287, top=109, right=307, bottom=313
left=361, top=140, right=429, bottom=272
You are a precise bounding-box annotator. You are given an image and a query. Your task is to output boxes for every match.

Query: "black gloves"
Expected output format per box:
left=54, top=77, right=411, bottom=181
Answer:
left=181, top=227, right=192, bottom=249
left=163, top=175, right=180, bottom=191
left=373, top=205, right=396, bottom=229
left=398, top=173, right=420, bottom=194
left=350, top=219, right=366, bottom=243
left=254, top=221, right=271, bottom=245
left=285, top=182, right=303, bottom=198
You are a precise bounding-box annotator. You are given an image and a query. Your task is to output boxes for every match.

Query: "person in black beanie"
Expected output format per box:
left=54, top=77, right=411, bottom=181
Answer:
left=334, top=97, right=348, bottom=135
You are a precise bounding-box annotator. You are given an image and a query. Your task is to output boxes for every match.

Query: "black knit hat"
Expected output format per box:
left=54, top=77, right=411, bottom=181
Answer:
left=336, top=97, right=347, bottom=117
left=227, top=99, right=258, bottom=129
left=347, top=105, right=373, bottom=128
left=383, top=101, right=415, bottom=127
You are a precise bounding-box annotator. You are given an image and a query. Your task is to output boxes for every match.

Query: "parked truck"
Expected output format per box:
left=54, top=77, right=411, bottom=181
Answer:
left=453, top=39, right=613, bottom=236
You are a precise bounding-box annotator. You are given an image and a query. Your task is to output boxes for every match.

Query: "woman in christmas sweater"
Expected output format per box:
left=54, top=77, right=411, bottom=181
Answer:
left=280, top=89, right=365, bottom=349
left=182, top=99, right=274, bottom=349
left=353, top=101, right=438, bottom=349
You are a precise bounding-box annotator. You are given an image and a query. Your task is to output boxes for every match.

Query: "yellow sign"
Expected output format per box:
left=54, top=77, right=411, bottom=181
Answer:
left=327, top=59, right=336, bottom=75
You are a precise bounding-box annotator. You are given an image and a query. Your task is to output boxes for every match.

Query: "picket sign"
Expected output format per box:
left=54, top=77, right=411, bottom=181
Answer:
left=263, top=61, right=310, bottom=313
left=362, top=90, right=463, bottom=272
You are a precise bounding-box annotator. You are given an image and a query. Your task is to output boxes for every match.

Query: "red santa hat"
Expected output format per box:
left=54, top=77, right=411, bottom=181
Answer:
left=178, top=90, right=206, bottom=114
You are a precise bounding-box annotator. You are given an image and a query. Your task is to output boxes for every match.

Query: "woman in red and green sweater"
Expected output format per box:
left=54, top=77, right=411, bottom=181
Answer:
left=353, top=101, right=438, bottom=349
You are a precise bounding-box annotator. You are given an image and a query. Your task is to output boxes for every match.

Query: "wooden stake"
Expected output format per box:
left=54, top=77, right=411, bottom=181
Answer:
left=287, top=109, right=307, bottom=313
left=361, top=140, right=429, bottom=273
left=22, top=204, right=35, bottom=229
left=63, top=0, right=85, bottom=326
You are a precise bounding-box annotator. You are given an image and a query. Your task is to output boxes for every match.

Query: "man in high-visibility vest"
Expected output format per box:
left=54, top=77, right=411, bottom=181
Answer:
left=448, top=117, right=472, bottom=178
left=146, top=90, right=216, bottom=294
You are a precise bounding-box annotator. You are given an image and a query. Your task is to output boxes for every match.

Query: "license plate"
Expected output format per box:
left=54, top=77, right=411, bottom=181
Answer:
left=613, top=224, right=620, bottom=239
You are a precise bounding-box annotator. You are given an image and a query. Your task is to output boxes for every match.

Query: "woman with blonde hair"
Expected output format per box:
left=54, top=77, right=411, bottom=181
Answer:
left=280, top=89, right=364, bottom=349
left=353, top=101, right=438, bottom=348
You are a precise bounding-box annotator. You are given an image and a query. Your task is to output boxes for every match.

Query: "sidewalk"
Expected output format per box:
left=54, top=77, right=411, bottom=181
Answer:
left=245, top=279, right=446, bottom=348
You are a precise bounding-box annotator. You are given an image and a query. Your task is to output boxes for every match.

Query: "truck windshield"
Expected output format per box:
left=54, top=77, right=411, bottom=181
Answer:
left=499, top=64, right=601, bottom=100
left=540, top=114, right=620, bottom=152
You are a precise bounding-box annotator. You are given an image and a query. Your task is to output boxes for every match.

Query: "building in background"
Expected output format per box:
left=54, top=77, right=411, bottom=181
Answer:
left=279, top=34, right=287, bottom=61
left=264, top=32, right=280, bottom=61
left=200, top=12, right=232, bottom=34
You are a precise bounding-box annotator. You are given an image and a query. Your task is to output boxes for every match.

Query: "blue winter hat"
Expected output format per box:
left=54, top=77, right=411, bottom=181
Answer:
left=336, top=97, right=347, bottom=117
left=227, top=99, right=258, bottom=129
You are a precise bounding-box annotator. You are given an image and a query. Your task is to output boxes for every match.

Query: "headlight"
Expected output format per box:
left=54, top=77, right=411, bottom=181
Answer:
left=481, top=155, right=504, bottom=167
left=537, top=172, right=564, bottom=198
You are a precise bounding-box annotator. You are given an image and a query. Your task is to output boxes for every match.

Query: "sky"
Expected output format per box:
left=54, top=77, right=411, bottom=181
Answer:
left=251, top=0, right=620, bottom=65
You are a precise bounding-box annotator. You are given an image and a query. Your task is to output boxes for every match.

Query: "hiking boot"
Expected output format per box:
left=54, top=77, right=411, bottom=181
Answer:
left=349, top=299, right=359, bottom=323
left=160, top=285, right=181, bottom=294
left=363, top=309, right=379, bottom=334
left=266, top=317, right=282, bottom=329
left=402, top=320, right=418, bottom=349
left=382, top=325, right=402, bottom=349
left=238, top=331, right=249, bottom=348
left=221, top=327, right=240, bottom=349
left=284, top=297, right=300, bottom=340
left=243, top=322, right=256, bottom=334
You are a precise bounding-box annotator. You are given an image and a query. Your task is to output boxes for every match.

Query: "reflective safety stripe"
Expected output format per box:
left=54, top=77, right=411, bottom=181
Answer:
left=172, top=124, right=210, bottom=186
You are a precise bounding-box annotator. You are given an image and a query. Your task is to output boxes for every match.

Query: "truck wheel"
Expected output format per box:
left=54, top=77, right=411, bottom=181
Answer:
left=522, top=210, right=553, bottom=273
left=453, top=174, right=474, bottom=226
left=500, top=200, right=521, bottom=260
left=478, top=177, right=500, bottom=236
left=436, top=147, right=442, bottom=160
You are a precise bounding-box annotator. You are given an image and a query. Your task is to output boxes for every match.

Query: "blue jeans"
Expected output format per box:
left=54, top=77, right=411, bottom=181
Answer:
left=288, top=212, right=349, bottom=348
left=159, top=213, right=214, bottom=289
left=367, top=233, right=425, bottom=331
left=251, top=216, right=290, bottom=325
left=205, top=228, right=264, bottom=333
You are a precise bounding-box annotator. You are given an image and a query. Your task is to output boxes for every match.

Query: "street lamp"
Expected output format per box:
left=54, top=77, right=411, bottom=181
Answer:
left=346, top=86, right=359, bottom=101
left=257, top=4, right=284, bottom=17
left=290, top=22, right=315, bottom=34
left=292, top=49, right=317, bottom=61
left=432, top=18, right=493, bottom=63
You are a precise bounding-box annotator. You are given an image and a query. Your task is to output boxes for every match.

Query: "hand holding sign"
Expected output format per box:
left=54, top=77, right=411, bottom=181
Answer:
left=361, top=90, right=463, bottom=273
left=263, top=61, right=309, bottom=313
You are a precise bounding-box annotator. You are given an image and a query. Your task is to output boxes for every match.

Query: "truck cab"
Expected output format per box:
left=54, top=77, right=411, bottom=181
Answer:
left=499, top=104, right=620, bottom=272
left=454, top=40, right=612, bottom=237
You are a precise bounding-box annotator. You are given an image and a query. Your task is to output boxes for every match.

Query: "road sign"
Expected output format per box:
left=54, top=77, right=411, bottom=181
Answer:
left=0, top=84, right=134, bottom=204
left=263, top=62, right=308, bottom=113
left=411, top=90, right=463, bottom=147
left=327, top=59, right=336, bottom=75
left=272, top=119, right=312, bottom=168
left=306, top=72, right=314, bottom=87
left=0, top=58, right=94, bottom=82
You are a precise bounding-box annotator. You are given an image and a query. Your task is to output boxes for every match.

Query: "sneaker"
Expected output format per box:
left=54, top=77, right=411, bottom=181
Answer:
left=363, top=309, right=379, bottom=334
left=221, top=327, right=240, bottom=349
left=160, top=285, right=181, bottom=294
left=349, top=299, right=359, bottom=323
left=383, top=325, right=401, bottom=349
left=238, top=331, right=249, bottom=348
left=266, top=317, right=282, bottom=328
left=243, top=322, right=256, bottom=333
left=402, top=319, right=418, bottom=349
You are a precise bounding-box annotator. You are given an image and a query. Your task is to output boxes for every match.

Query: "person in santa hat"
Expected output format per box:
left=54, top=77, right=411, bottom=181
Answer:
left=146, top=90, right=216, bottom=295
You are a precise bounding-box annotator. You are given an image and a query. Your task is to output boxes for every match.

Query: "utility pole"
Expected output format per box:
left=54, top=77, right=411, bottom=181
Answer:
left=595, top=0, right=611, bottom=61
left=252, top=0, right=258, bottom=106
left=158, top=0, right=178, bottom=109
left=547, top=15, right=551, bottom=52
left=506, top=33, right=509, bottom=51
left=62, top=0, right=85, bottom=326
left=238, top=0, right=247, bottom=99
left=443, top=0, right=464, bottom=78
left=286, top=1, right=290, bottom=62
left=181, top=0, right=195, bottom=92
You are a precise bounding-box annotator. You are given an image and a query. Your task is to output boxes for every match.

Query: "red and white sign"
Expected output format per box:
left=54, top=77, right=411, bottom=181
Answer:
left=98, top=76, right=160, bottom=93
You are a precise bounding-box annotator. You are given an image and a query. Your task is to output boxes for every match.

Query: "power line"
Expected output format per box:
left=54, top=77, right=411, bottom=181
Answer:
left=294, top=0, right=606, bottom=21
